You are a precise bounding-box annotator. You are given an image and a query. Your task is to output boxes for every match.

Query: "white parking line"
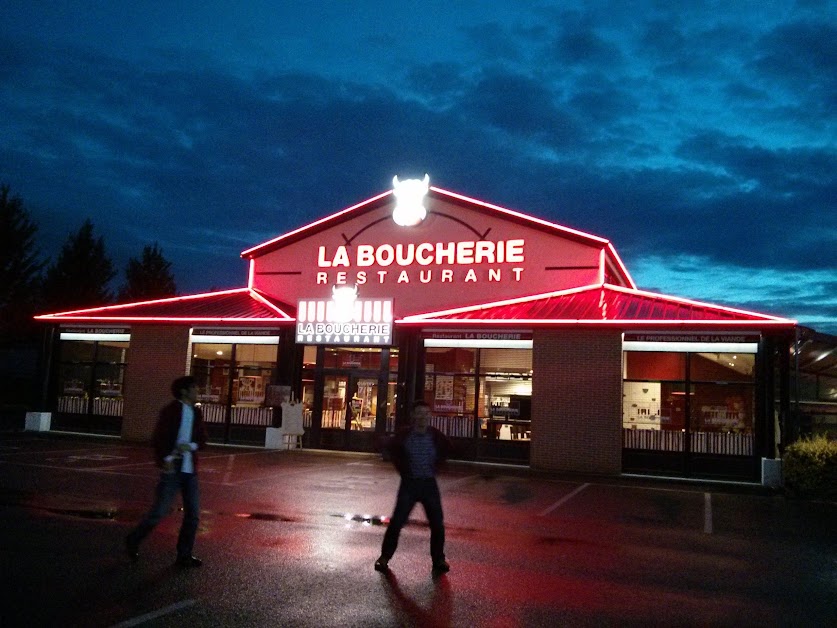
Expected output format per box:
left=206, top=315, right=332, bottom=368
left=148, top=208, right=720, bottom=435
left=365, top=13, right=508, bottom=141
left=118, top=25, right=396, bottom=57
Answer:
left=538, top=482, right=590, bottom=516
left=704, top=492, right=713, bottom=534
left=109, top=599, right=196, bottom=627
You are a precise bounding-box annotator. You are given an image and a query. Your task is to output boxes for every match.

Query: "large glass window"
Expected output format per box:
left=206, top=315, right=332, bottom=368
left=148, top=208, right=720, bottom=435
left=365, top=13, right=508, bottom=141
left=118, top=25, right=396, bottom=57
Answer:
left=481, top=348, right=532, bottom=441
left=57, top=339, right=128, bottom=418
left=690, top=352, right=755, bottom=455
left=301, top=345, right=317, bottom=428
left=622, top=350, right=755, bottom=456
left=190, top=342, right=278, bottom=428
left=322, top=347, right=390, bottom=432
left=301, top=345, right=398, bottom=433
left=423, top=346, right=532, bottom=440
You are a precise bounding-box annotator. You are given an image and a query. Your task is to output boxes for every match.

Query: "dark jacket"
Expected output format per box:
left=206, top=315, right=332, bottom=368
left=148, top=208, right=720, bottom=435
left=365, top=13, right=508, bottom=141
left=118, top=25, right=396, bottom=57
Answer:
left=152, top=400, right=208, bottom=470
left=387, top=426, right=451, bottom=479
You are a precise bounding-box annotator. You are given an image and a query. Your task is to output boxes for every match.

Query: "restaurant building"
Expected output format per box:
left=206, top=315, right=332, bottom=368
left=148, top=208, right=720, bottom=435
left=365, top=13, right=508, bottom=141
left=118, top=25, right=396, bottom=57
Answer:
left=34, top=177, right=798, bottom=483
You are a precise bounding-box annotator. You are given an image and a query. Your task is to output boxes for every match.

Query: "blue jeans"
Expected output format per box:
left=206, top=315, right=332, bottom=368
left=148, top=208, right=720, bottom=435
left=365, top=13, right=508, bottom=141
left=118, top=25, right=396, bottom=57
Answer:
left=380, top=477, right=445, bottom=563
left=127, top=471, right=200, bottom=559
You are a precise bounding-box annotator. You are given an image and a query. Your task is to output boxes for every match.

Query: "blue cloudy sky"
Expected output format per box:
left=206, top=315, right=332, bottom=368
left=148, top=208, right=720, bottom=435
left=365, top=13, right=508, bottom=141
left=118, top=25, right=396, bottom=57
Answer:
left=1, top=1, right=835, bottom=332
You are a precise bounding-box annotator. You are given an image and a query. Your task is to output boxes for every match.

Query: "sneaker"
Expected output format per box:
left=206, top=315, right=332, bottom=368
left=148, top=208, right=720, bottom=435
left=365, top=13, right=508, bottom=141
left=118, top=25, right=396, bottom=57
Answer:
left=432, top=560, right=450, bottom=573
left=374, top=557, right=389, bottom=572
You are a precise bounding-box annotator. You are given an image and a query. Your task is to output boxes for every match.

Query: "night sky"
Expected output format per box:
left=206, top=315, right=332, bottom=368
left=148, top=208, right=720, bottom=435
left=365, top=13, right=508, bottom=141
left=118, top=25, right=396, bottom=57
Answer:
left=1, top=1, right=834, bottom=333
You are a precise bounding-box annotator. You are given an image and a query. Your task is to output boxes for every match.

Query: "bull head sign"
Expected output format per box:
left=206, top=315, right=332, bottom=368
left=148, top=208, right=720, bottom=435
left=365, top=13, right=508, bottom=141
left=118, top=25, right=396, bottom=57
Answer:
left=392, top=174, right=429, bottom=226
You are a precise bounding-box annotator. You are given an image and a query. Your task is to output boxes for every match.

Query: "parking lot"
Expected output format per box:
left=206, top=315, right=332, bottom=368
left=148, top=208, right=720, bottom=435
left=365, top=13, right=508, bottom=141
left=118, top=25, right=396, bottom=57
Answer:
left=0, top=431, right=834, bottom=627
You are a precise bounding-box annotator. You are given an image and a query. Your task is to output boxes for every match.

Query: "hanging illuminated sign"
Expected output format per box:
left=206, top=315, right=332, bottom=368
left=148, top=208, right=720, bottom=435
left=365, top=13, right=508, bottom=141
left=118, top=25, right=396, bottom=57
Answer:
left=296, top=298, right=393, bottom=346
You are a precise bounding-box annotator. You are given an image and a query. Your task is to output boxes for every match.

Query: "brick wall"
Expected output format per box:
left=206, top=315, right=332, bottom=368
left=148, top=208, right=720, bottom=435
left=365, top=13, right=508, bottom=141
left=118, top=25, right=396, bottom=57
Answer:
left=531, top=329, right=623, bottom=474
left=121, top=325, right=191, bottom=442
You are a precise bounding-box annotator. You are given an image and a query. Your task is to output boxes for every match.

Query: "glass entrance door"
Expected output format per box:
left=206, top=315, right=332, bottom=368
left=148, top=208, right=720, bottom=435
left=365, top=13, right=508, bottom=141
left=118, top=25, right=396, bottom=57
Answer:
left=306, top=345, right=398, bottom=451
left=322, top=373, right=351, bottom=431
left=321, top=371, right=381, bottom=448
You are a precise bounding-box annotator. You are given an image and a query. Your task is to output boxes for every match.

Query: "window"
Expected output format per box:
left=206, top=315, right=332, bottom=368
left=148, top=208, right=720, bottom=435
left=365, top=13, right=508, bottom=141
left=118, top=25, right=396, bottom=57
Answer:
left=423, top=347, right=532, bottom=440
left=623, top=350, right=755, bottom=456
left=190, top=342, right=279, bottom=427
left=57, top=338, right=128, bottom=418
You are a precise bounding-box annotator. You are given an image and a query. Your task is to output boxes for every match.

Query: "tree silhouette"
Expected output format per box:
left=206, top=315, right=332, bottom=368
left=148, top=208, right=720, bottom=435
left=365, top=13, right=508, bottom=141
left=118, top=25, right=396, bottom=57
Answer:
left=118, top=243, right=177, bottom=302
left=42, top=219, right=115, bottom=311
left=0, top=185, right=45, bottom=340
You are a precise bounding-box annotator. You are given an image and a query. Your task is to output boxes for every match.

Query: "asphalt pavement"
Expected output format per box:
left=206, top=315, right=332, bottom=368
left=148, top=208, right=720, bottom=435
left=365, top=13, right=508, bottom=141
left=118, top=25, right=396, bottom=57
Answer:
left=0, top=431, right=834, bottom=627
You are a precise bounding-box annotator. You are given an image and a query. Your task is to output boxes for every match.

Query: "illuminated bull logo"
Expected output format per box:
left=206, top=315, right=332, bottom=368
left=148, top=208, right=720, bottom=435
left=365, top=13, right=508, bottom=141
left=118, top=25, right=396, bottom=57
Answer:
left=331, top=284, right=358, bottom=322
left=392, top=174, right=429, bottom=226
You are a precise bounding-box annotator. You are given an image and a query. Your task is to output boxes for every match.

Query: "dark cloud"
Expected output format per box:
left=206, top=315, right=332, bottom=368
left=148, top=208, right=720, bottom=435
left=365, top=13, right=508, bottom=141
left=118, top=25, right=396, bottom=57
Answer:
left=0, top=2, right=834, bottom=332
left=753, top=20, right=837, bottom=112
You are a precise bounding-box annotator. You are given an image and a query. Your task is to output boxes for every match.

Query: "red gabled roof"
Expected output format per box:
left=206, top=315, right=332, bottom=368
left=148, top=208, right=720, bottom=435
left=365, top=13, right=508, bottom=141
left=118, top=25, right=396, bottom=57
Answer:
left=397, top=284, right=796, bottom=328
left=33, top=284, right=797, bottom=330
left=33, top=288, right=295, bottom=323
left=240, top=185, right=636, bottom=288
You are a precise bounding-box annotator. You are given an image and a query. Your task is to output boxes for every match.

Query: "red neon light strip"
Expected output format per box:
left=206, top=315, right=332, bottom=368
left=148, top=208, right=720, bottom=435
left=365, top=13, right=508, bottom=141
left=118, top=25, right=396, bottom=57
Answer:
left=34, top=287, right=294, bottom=322
left=605, top=242, right=636, bottom=288
left=240, top=190, right=393, bottom=257
left=248, top=289, right=294, bottom=320
left=34, top=288, right=253, bottom=318
left=398, top=282, right=796, bottom=324
left=598, top=249, right=606, bottom=285
left=395, top=318, right=795, bottom=327
left=431, top=187, right=610, bottom=244
left=36, top=316, right=292, bottom=323
left=402, top=283, right=606, bottom=320
left=601, top=283, right=793, bottom=320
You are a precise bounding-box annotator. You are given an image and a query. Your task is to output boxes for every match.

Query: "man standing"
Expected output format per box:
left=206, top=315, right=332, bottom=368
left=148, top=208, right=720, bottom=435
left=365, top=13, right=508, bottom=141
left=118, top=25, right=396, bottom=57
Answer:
left=375, top=400, right=451, bottom=574
left=125, top=375, right=208, bottom=568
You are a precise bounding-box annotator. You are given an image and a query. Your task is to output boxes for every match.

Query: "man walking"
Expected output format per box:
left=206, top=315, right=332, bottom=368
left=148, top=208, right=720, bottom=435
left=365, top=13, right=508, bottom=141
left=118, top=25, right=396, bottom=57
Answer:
left=375, top=400, right=451, bottom=574
left=125, top=375, right=208, bottom=568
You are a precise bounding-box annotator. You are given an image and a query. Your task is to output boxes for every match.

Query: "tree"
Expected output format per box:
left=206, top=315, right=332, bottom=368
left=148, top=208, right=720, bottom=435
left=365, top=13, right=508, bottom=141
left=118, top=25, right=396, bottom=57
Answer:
left=118, top=243, right=177, bottom=302
left=42, top=219, right=116, bottom=311
left=0, top=185, right=44, bottom=341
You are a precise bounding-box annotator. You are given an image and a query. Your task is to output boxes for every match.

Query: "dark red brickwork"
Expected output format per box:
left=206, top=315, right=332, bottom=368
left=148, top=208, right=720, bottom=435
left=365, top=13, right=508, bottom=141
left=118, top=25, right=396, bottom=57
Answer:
left=531, top=329, right=623, bottom=474
left=121, top=325, right=191, bottom=442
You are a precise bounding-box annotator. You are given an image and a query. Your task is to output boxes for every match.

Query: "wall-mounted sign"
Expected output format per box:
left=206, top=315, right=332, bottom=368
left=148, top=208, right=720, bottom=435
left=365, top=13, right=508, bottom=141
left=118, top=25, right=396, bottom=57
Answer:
left=190, top=328, right=282, bottom=344
left=424, top=331, right=532, bottom=341
left=296, top=298, right=393, bottom=346
left=192, top=328, right=281, bottom=336
left=624, top=333, right=760, bottom=343
left=59, top=326, right=130, bottom=341
left=623, top=332, right=760, bottom=354
left=423, top=329, right=533, bottom=349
